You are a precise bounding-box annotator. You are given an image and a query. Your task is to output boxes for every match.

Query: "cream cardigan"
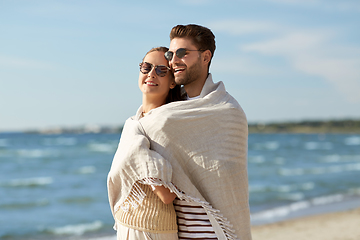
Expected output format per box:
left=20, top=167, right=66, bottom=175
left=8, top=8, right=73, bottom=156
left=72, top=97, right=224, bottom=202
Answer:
left=107, top=74, right=252, bottom=240
left=115, top=183, right=177, bottom=233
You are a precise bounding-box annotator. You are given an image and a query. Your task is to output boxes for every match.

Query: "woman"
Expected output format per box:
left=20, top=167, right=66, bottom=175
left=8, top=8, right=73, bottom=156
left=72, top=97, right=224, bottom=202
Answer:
left=107, top=47, right=183, bottom=240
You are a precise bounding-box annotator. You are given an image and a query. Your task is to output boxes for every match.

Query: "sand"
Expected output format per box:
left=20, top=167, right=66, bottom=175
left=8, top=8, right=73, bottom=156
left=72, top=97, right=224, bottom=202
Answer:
left=251, top=207, right=360, bottom=240
left=90, top=207, right=360, bottom=240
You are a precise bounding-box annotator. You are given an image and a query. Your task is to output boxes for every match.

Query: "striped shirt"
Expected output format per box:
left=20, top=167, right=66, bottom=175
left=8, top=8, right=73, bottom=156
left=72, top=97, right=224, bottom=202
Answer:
left=174, top=198, right=217, bottom=239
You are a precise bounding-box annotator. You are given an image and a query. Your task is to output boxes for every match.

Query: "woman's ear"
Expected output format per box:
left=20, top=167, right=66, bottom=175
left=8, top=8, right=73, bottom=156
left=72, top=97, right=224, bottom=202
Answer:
left=170, top=81, right=176, bottom=89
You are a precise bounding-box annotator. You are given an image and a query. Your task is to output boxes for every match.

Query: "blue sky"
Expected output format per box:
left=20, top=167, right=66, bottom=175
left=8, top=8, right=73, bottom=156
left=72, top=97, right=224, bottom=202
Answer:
left=1, top=0, right=360, bottom=131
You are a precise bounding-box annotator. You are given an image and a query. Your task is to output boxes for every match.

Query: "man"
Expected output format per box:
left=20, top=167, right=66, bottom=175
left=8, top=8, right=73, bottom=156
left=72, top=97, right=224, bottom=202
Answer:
left=160, top=24, right=252, bottom=240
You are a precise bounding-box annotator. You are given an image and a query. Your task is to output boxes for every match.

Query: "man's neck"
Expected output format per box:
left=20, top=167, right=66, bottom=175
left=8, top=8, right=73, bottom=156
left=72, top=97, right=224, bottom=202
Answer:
left=184, top=74, right=208, bottom=98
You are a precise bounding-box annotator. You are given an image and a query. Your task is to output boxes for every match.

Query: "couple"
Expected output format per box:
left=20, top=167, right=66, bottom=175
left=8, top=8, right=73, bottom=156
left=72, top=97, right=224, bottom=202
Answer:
left=107, top=24, right=252, bottom=240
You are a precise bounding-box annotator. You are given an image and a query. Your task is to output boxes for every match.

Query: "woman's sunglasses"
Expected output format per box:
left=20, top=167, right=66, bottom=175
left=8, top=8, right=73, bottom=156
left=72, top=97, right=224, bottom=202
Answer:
left=164, top=48, right=203, bottom=61
left=139, top=62, right=170, bottom=77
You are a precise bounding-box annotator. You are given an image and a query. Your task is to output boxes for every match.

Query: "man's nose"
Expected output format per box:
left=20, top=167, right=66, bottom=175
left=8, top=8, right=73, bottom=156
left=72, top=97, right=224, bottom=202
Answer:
left=170, top=54, right=180, bottom=67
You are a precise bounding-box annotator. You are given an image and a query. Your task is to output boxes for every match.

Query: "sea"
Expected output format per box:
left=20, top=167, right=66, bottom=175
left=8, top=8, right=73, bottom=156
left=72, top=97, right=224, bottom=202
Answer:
left=1, top=132, right=360, bottom=239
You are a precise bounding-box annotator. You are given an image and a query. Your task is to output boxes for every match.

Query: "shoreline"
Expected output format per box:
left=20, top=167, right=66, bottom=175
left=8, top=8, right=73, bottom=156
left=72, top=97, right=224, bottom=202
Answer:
left=88, top=197, right=360, bottom=240
left=251, top=206, right=360, bottom=240
left=88, top=207, right=360, bottom=240
left=250, top=194, right=360, bottom=226
left=250, top=195, right=360, bottom=239
left=90, top=207, right=360, bottom=240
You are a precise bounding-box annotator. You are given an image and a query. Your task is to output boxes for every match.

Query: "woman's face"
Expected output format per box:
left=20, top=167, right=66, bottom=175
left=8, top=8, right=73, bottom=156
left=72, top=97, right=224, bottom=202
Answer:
left=138, top=51, right=176, bottom=102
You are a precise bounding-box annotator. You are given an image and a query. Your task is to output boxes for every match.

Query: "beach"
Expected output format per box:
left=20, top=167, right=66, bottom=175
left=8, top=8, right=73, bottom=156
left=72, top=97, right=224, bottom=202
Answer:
left=251, top=207, right=360, bottom=240
left=89, top=207, right=360, bottom=240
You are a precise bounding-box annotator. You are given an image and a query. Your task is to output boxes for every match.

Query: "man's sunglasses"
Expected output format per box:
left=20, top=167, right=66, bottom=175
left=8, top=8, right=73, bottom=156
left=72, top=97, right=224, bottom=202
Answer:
left=139, top=62, right=170, bottom=77
left=164, top=48, right=203, bottom=61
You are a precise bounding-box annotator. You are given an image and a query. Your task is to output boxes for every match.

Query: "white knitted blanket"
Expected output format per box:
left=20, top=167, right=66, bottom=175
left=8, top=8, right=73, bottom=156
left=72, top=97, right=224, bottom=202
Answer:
left=107, top=75, right=252, bottom=240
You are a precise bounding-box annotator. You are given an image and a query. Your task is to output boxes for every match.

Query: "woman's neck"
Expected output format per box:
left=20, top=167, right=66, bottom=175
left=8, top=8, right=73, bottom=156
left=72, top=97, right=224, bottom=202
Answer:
left=142, top=95, right=166, bottom=113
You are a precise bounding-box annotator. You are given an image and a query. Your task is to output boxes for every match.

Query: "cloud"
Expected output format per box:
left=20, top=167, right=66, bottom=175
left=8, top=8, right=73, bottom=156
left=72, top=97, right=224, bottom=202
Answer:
left=294, top=57, right=360, bottom=102
left=241, top=30, right=331, bottom=55
left=209, top=18, right=360, bottom=102
left=242, top=31, right=360, bottom=102
left=211, top=56, right=282, bottom=76
left=210, top=19, right=284, bottom=35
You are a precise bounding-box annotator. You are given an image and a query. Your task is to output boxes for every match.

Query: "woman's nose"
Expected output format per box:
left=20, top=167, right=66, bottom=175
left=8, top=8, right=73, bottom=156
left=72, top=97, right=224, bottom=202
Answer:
left=147, top=67, right=156, bottom=78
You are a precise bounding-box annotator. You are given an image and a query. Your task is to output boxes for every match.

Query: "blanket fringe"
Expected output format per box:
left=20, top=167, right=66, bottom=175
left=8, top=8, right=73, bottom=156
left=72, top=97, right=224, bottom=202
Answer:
left=138, top=178, right=238, bottom=240
left=118, top=182, right=146, bottom=212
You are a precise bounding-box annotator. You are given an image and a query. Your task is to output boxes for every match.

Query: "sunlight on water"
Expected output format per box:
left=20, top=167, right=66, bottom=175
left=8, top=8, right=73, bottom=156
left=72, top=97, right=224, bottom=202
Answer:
left=0, top=139, right=8, bottom=147
left=78, top=166, right=97, bottom=174
left=344, top=136, right=360, bottom=145
left=248, top=155, right=265, bottom=163
left=304, top=141, right=333, bottom=150
left=1, top=177, right=53, bottom=187
left=43, top=137, right=78, bottom=146
left=88, top=143, right=117, bottom=153
left=250, top=182, right=315, bottom=193
left=279, top=163, right=360, bottom=176
left=253, top=141, right=280, bottom=150
left=44, top=221, right=103, bottom=236
left=16, top=149, right=59, bottom=158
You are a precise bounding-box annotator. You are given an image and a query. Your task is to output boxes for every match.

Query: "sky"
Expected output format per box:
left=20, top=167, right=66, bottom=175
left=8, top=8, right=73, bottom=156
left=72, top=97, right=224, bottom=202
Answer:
left=1, top=0, right=360, bottom=131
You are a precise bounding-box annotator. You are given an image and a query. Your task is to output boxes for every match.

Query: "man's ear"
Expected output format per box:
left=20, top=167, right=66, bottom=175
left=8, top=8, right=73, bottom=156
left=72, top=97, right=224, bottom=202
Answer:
left=203, top=50, right=212, bottom=64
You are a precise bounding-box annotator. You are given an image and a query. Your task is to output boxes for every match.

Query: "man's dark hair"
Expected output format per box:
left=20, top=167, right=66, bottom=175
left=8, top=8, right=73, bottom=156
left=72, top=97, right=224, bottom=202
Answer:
left=170, top=24, right=216, bottom=71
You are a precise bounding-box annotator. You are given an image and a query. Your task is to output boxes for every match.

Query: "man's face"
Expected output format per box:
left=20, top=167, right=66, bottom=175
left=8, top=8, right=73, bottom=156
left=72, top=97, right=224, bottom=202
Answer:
left=168, top=38, right=203, bottom=86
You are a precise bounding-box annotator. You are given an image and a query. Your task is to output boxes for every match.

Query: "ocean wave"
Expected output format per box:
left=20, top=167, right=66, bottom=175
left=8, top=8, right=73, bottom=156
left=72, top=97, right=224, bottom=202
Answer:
left=0, top=149, right=11, bottom=157
left=320, top=154, right=360, bottom=163
left=250, top=182, right=315, bottom=193
left=0, top=177, right=53, bottom=187
left=44, top=221, right=103, bottom=236
left=249, top=155, right=286, bottom=165
left=348, top=188, right=360, bottom=196
left=43, top=137, right=78, bottom=146
left=311, top=194, right=344, bottom=205
left=0, top=199, right=49, bottom=209
left=279, top=163, right=360, bottom=176
left=77, top=166, right=96, bottom=174
left=248, top=155, right=265, bottom=163
left=304, top=141, right=333, bottom=150
left=88, top=143, right=116, bottom=153
left=16, top=149, right=59, bottom=158
left=0, top=139, right=8, bottom=147
left=252, top=141, right=280, bottom=151
left=344, top=136, right=360, bottom=146
left=278, top=192, right=305, bottom=201
left=251, top=200, right=310, bottom=223
left=60, top=197, right=94, bottom=204
left=251, top=193, right=347, bottom=224
left=274, top=157, right=286, bottom=165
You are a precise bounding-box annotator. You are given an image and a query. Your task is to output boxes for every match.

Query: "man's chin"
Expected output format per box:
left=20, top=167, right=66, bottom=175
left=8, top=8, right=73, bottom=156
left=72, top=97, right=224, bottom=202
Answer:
left=174, top=77, right=186, bottom=85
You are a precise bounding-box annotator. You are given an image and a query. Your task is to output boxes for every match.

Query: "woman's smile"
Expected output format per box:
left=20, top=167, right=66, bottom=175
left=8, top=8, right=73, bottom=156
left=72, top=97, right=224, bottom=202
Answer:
left=144, top=80, right=158, bottom=86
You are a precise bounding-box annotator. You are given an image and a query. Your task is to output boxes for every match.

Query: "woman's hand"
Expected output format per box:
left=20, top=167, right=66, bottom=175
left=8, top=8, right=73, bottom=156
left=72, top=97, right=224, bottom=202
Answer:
left=152, top=186, right=176, bottom=204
